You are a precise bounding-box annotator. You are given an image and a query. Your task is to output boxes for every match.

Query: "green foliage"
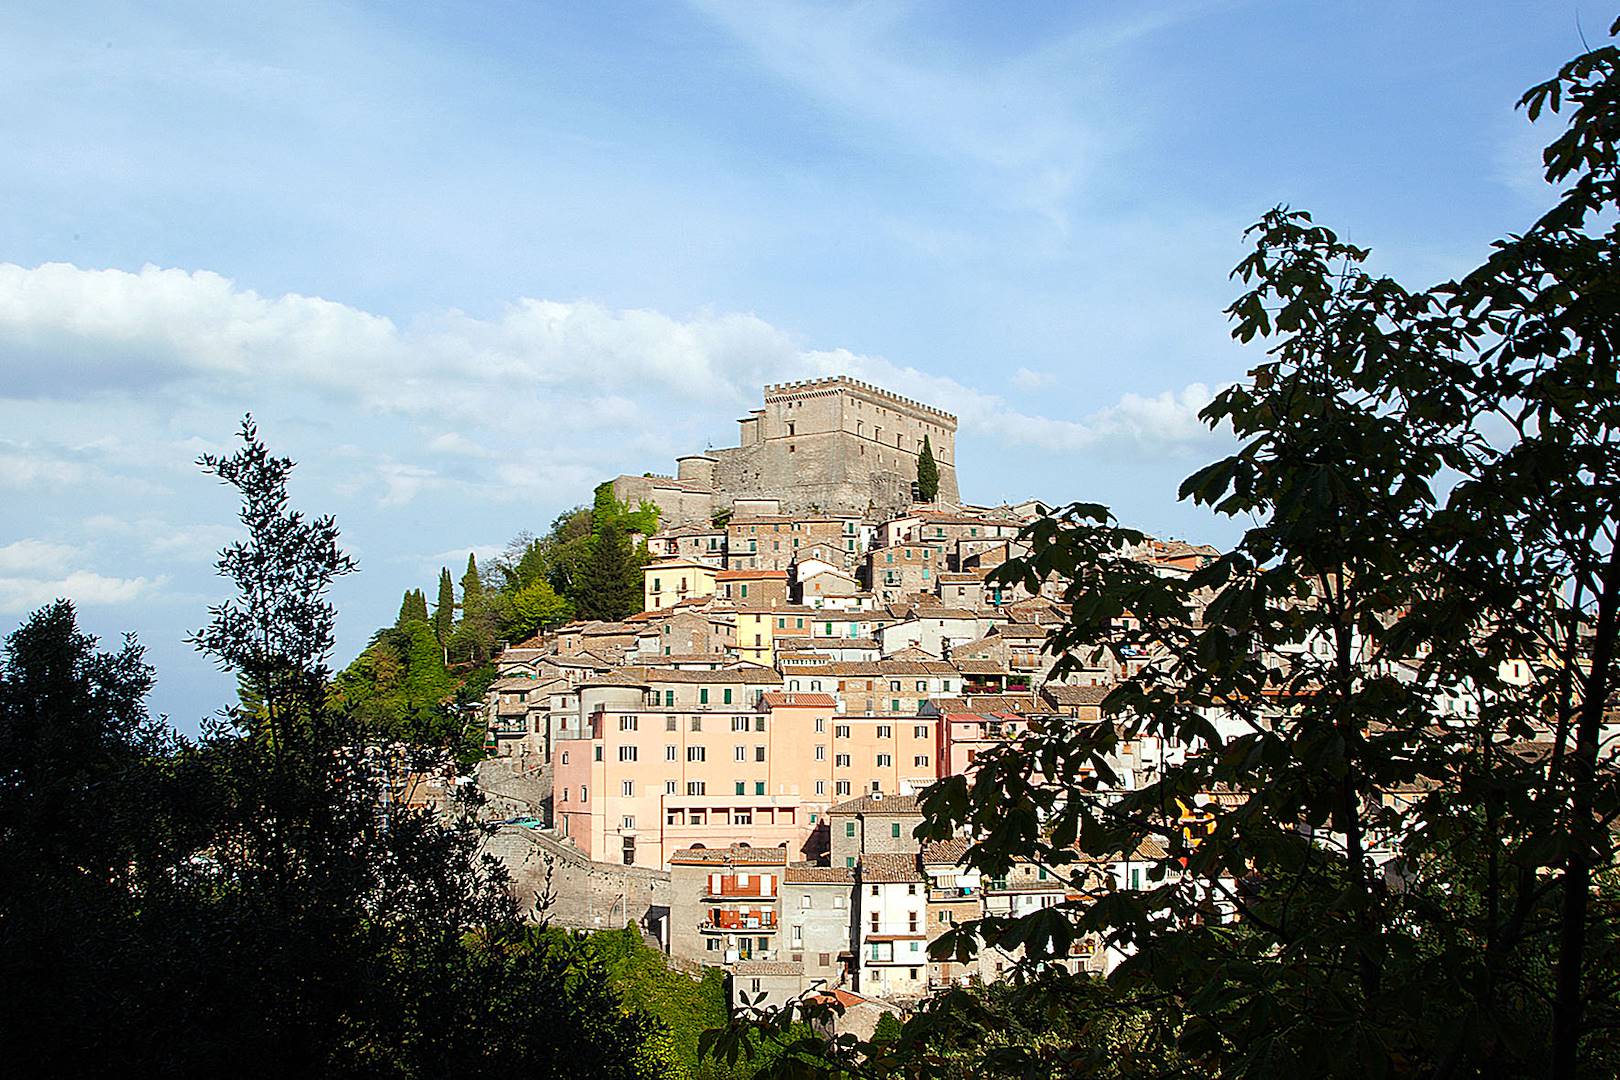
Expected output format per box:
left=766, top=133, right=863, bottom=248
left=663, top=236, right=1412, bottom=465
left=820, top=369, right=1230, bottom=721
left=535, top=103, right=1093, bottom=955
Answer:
left=916, top=434, right=939, bottom=503
left=712, top=27, right=1620, bottom=1079
left=594, top=481, right=662, bottom=540
left=575, top=518, right=647, bottom=622
left=506, top=577, right=575, bottom=640
left=0, top=418, right=668, bottom=1077
left=434, top=566, right=455, bottom=644
left=397, top=587, right=429, bottom=627
left=332, top=618, right=458, bottom=747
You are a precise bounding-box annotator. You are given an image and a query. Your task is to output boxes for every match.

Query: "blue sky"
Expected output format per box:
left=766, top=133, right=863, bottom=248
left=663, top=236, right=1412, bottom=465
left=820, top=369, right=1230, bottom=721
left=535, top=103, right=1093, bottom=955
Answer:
left=0, top=1, right=1589, bottom=731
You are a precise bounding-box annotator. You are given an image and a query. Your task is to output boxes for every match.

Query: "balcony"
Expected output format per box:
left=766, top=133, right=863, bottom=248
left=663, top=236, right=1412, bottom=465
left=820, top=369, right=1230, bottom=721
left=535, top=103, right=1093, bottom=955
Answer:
left=702, top=882, right=778, bottom=901
left=700, top=910, right=778, bottom=932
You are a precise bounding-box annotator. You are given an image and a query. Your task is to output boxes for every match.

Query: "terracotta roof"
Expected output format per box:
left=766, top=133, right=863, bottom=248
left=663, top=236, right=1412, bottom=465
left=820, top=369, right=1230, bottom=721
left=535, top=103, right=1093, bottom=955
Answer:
left=606, top=665, right=781, bottom=685
left=928, top=694, right=1040, bottom=713
left=997, top=623, right=1048, bottom=640
left=761, top=692, right=837, bottom=708
left=828, top=792, right=922, bottom=815
left=921, top=837, right=972, bottom=865
left=1041, top=684, right=1114, bottom=706
left=732, top=960, right=801, bottom=976
left=858, top=852, right=923, bottom=883
left=785, top=863, right=856, bottom=884
left=717, top=568, right=789, bottom=580
left=953, top=659, right=1007, bottom=675
left=669, top=844, right=789, bottom=866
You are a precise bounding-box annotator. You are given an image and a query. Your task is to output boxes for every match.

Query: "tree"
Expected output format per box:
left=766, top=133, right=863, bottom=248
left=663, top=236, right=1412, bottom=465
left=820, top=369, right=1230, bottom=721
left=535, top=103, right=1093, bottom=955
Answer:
left=433, top=567, right=455, bottom=644
left=0, top=601, right=179, bottom=1070
left=455, top=553, right=498, bottom=664
left=574, top=518, right=645, bottom=622
left=507, top=578, right=574, bottom=641
left=397, top=587, right=429, bottom=627
left=916, top=433, right=939, bottom=503
left=462, top=552, right=484, bottom=618
left=710, top=27, right=1620, bottom=1079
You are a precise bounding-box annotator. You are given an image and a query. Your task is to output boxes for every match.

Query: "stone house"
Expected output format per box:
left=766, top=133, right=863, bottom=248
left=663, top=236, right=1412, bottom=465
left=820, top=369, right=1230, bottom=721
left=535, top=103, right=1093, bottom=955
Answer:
left=782, top=863, right=856, bottom=987
left=828, top=792, right=923, bottom=868
left=667, top=844, right=789, bottom=966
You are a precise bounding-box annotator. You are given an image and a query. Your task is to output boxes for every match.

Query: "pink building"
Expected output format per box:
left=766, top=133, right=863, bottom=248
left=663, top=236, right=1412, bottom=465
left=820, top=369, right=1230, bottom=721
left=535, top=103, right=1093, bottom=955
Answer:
left=552, top=684, right=943, bottom=869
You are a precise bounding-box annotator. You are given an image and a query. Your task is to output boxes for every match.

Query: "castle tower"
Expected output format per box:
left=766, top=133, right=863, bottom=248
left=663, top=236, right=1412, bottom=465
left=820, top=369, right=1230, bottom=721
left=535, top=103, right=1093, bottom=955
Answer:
left=710, top=377, right=959, bottom=516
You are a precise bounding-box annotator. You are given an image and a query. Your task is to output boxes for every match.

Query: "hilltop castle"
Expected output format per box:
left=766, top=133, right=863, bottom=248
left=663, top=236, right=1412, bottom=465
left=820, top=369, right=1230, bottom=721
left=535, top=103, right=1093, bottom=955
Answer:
left=613, top=377, right=960, bottom=523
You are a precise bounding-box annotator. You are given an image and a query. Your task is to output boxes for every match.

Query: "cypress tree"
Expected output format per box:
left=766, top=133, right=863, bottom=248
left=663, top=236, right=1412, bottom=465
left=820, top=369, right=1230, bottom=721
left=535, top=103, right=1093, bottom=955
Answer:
left=396, top=588, right=428, bottom=627
left=575, top=520, right=641, bottom=621
left=916, top=433, right=940, bottom=503
left=433, top=568, right=455, bottom=644
left=461, top=554, right=484, bottom=618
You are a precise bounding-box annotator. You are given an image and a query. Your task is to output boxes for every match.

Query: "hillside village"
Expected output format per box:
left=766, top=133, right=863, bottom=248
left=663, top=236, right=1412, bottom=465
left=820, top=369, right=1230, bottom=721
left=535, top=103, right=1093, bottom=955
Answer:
left=470, top=377, right=1226, bottom=1014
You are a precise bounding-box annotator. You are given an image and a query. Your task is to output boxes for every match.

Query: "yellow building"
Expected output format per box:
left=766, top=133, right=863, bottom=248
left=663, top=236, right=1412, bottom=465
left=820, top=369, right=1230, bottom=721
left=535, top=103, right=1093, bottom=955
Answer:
left=736, top=606, right=775, bottom=666
left=642, top=558, right=718, bottom=612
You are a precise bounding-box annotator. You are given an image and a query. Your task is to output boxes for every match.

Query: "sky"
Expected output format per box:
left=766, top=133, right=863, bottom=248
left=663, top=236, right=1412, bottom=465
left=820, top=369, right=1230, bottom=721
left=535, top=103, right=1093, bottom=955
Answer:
left=0, top=1, right=1592, bottom=732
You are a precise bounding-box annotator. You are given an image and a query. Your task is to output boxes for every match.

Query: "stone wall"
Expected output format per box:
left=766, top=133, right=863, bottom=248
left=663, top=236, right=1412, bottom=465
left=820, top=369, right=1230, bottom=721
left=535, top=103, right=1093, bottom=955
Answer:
left=483, top=825, right=671, bottom=935
left=614, top=378, right=961, bottom=524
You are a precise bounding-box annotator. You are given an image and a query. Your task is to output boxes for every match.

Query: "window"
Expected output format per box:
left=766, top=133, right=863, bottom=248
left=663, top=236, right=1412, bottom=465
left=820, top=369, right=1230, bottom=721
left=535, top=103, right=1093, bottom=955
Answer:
left=914, top=754, right=929, bottom=768
left=890, top=699, right=901, bottom=713
left=835, top=724, right=850, bottom=739
left=815, top=718, right=825, bottom=733
left=665, top=780, right=677, bottom=795
left=618, top=746, right=637, bottom=763
left=623, top=815, right=636, bottom=830
left=755, top=746, right=766, bottom=762
left=740, top=584, right=748, bottom=598
left=560, top=788, right=568, bottom=803
left=687, top=746, right=706, bottom=762
left=594, top=746, right=602, bottom=761
left=836, top=780, right=851, bottom=796
left=755, top=781, right=766, bottom=795
left=686, top=781, right=706, bottom=795
left=877, top=725, right=892, bottom=739
left=735, top=781, right=746, bottom=795
left=801, top=895, right=811, bottom=909
left=889, top=680, right=901, bottom=692
left=619, top=715, right=638, bottom=731
left=734, top=745, right=747, bottom=762
left=666, top=717, right=677, bottom=731
left=699, top=688, right=709, bottom=705
left=913, top=725, right=928, bottom=739
left=665, top=745, right=677, bottom=762
left=580, top=786, right=588, bottom=802
left=908, top=912, right=919, bottom=931
left=815, top=745, right=826, bottom=761
left=870, top=913, right=880, bottom=931
left=732, top=716, right=750, bottom=731
left=724, top=688, right=733, bottom=705
left=836, top=753, right=851, bottom=768
left=560, top=750, right=569, bottom=765
left=877, top=753, right=892, bottom=767
left=690, top=716, right=702, bottom=732
left=834, top=895, right=847, bottom=908
left=891, top=823, right=902, bottom=838
left=845, top=822, right=856, bottom=838
left=756, top=717, right=766, bottom=732
left=915, top=681, right=926, bottom=692
left=815, top=780, right=826, bottom=795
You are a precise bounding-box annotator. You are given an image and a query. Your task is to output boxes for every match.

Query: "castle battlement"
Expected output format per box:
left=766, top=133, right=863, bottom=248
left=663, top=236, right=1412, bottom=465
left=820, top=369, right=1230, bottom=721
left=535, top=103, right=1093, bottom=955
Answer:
left=616, top=377, right=961, bottom=524
left=763, top=376, right=957, bottom=425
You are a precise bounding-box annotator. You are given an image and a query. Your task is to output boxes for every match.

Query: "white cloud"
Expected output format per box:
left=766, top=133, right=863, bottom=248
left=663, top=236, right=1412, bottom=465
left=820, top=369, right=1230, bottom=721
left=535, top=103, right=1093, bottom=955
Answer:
left=0, top=568, right=160, bottom=613
left=0, top=538, right=81, bottom=575
left=1012, top=367, right=1054, bottom=390
left=0, top=443, right=93, bottom=489
left=0, top=260, right=1218, bottom=464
